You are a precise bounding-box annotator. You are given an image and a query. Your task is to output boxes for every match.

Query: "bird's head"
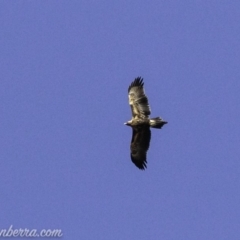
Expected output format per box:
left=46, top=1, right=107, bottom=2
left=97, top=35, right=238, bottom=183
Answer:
left=124, top=121, right=132, bottom=126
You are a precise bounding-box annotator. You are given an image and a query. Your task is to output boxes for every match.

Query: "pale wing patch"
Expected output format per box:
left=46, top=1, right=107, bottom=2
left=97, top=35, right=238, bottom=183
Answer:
left=128, top=77, right=151, bottom=118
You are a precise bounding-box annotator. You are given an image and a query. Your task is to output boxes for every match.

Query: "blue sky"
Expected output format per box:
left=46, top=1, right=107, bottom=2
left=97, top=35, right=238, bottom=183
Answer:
left=1, top=1, right=240, bottom=239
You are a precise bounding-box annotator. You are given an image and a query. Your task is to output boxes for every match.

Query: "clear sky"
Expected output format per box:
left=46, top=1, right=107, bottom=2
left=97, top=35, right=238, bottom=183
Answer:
left=1, top=1, right=240, bottom=239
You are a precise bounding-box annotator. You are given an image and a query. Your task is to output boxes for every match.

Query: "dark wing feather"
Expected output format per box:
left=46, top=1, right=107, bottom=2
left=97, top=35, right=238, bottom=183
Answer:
left=128, top=77, right=151, bottom=118
left=130, top=126, right=151, bottom=170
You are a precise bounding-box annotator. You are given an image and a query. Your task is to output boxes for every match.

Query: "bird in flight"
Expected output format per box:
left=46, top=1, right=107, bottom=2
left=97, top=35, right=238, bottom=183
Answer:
left=125, top=77, right=167, bottom=170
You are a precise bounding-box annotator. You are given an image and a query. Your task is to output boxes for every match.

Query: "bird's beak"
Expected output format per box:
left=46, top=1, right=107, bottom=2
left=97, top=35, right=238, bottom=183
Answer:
left=124, top=122, right=127, bottom=125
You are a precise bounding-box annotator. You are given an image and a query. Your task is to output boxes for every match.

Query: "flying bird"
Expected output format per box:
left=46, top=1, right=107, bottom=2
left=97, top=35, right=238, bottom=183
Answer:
left=125, top=77, right=167, bottom=170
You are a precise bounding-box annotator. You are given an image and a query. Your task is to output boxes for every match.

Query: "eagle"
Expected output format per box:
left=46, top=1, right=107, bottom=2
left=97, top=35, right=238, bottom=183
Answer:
left=125, top=77, right=167, bottom=170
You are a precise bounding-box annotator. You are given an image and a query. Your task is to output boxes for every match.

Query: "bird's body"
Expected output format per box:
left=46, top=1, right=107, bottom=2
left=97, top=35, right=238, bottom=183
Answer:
left=125, top=77, right=167, bottom=170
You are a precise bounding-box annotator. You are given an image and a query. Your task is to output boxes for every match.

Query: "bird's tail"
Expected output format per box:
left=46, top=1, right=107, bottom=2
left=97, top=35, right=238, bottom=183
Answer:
left=149, top=117, right=167, bottom=129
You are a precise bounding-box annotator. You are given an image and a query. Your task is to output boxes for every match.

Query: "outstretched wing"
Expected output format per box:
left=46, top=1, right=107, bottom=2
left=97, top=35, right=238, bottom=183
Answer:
left=130, top=126, right=151, bottom=170
left=128, top=77, right=151, bottom=118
